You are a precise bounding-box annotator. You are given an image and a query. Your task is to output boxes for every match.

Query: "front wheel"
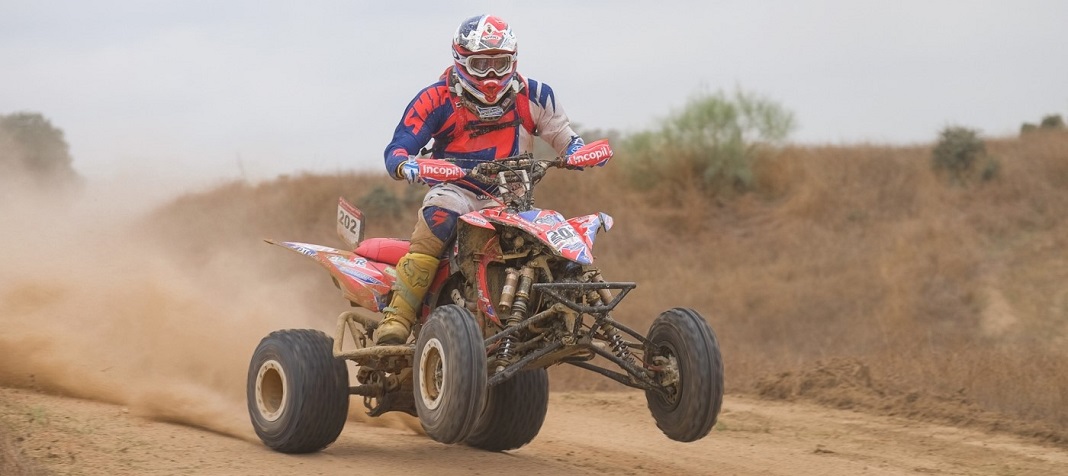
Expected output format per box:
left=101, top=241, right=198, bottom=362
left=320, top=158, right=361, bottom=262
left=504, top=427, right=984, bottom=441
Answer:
left=246, top=329, right=350, bottom=453
left=413, top=305, right=487, bottom=444
left=644, top=308, right=724, bottom=442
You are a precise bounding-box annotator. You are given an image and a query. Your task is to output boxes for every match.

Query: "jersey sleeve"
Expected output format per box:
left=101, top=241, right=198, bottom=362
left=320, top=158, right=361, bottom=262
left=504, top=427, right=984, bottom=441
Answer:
left=383, top=82, right=452, bottom=178
left=524, top=78, right=583, bottom=156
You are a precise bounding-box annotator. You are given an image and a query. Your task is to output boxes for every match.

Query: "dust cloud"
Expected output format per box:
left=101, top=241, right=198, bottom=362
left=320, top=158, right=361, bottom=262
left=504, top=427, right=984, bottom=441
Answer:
left=0, top=178, right=329, bottom=440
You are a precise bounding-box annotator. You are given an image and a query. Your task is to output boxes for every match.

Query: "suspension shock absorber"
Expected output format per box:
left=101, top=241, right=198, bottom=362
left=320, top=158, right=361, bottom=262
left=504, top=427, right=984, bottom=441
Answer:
left=607, top=325, right=632, bottom=361
left=584, top=271, right=632, bottom=362
left=588, top=270, right=615, bottom=306
left=495, top=267, right=536, bottom=369
left=497, top=268, right=520, bottom=314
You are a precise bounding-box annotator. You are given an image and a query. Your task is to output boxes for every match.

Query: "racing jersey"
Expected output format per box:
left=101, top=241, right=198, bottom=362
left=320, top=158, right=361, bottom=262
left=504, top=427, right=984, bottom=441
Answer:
left=384, top=68, right=582, bottom=190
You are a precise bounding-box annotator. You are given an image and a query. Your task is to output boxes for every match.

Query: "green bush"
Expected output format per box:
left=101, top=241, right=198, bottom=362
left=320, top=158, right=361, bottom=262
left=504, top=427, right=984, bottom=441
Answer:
left=1020, top=113, right=1064, bottom=136
left=357, top=184, right=422, bottom=220
left=1039, top=114, right=1065, bottom=129
left=0, top=111, right=80, bottom=184
left=619, top=89, right=795, bottom=196
left=932, top=126, right=997, bottom=183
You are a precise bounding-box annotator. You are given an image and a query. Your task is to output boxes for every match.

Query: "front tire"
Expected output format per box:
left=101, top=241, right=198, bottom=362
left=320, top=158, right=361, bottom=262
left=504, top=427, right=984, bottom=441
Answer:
left=465, top=368, right=549, bottom=451
left=247, top=329, right=350, bottom=453
left=644, top=308, right=724, bottom=442
left=414, top=305, right=487, bottom=444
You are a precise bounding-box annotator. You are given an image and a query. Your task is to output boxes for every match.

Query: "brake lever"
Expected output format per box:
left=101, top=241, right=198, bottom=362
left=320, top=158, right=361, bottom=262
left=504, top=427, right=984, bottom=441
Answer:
left=552, top=157, right=582, bottom=171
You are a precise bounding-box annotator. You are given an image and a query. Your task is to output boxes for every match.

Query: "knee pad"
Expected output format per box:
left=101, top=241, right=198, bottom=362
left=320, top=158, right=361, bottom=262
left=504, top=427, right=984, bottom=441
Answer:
left=410, top=206, right=459, bottom=256
left=421, top=205, right=459, bottom=243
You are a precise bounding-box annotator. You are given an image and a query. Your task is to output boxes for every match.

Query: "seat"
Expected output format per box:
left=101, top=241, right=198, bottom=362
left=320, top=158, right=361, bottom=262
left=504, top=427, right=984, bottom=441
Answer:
left=354, top=238, right=411, bottom=266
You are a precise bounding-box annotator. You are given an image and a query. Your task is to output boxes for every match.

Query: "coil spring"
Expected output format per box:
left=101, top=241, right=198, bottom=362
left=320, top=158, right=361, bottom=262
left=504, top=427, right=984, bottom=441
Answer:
left=496, top=294, right=528, bottom=364
left=497, top=338, right=515, bottom=361
left=609, top=331, right=631, bottom=360
left=496, top=267, right=535, bottom=367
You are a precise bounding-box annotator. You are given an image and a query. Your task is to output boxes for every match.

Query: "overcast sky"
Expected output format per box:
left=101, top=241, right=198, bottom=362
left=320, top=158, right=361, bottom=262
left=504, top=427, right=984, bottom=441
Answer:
left=1, top=1, right=1065, bottom=184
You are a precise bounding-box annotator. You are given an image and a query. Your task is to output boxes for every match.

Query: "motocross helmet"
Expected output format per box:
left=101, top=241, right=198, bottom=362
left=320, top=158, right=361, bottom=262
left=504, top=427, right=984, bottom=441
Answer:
left=452, top=14, right=519, bottom=106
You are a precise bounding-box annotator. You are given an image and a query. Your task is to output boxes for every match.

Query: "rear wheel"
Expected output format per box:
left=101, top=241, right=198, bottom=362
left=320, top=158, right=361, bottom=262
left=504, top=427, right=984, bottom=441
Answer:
left=465, top=368, right=549, bottom=451
left=247, top=329, right=349, bottom=453
left=644, top=308, right=723, bottom=442
left=414, top=305, right=487, bottom=444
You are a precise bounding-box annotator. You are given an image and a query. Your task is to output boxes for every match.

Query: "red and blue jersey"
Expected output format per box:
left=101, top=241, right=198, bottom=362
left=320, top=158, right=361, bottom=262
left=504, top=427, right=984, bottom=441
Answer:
left=384, top=68, right=583, bottom=188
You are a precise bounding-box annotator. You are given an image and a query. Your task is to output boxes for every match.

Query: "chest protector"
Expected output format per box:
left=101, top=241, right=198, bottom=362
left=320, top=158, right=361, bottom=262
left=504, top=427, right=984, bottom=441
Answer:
left=428, top=68, right=537, bottom=158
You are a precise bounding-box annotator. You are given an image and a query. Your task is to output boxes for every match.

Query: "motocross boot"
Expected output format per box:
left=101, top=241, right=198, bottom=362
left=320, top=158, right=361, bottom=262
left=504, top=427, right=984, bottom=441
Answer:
left=376, top=252, right=440, bottom=345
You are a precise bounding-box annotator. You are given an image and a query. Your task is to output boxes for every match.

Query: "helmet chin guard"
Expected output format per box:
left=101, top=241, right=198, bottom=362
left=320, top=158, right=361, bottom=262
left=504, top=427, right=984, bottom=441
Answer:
left=449, top=69, right=522, bottom=121
left=452, top=14, right=518, bottom=105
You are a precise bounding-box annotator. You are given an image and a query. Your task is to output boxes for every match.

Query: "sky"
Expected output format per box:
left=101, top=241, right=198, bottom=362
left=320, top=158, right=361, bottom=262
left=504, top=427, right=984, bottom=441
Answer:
left=1, top=1, right=1065, bottom=185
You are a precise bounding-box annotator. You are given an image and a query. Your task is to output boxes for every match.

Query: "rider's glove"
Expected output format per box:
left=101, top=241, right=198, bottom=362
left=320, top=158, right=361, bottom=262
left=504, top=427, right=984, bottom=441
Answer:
left=398, top=157, right=422, bottom=184
left=565, top=137, right=586, bottom=157
left=563, top=137, right=587, bottom=170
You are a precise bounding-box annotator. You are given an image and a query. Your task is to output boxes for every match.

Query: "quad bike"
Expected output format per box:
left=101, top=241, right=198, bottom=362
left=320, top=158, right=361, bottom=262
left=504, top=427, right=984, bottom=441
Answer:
left=246, top=140, right=724, bottom=453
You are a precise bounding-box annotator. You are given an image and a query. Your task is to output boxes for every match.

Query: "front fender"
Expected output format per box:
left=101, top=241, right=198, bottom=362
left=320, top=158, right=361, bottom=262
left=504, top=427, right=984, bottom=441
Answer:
left=465, top=209, right=613, bottom=265
left=567, top=212, right=613, bottom=251
left=459, top=211, right=495, bottom=230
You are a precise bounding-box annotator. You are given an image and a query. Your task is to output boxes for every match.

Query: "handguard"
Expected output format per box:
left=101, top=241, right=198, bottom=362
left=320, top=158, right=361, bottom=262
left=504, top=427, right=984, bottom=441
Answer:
left=565, top=139, right=613, bottom=168
left=417, top=159, right=466, bottom=185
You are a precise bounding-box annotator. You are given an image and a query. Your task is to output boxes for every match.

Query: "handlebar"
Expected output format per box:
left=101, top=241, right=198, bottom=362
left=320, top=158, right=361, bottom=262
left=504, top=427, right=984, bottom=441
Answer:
left=421, top=139, right=612, bottom=188
left=466, top=153, right=569, bottom=185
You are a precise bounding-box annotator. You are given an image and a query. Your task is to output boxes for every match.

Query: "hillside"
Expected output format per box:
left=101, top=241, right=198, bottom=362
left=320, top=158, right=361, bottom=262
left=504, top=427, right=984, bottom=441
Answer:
left=2, top=132, right=1067, bottom=474
left=142, top=131, right=1068, bottom=442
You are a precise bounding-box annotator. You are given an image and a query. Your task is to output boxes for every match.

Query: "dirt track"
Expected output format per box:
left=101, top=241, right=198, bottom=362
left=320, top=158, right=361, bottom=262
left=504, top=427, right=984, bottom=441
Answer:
left=3, top=387, right=1066, bottom=476
left=3, top=150, right=1068, bottom=475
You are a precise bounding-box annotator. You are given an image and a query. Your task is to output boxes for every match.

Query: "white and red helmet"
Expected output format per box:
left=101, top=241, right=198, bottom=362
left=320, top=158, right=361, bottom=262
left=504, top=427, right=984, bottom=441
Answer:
left=452, top=14, right=518, bottom=105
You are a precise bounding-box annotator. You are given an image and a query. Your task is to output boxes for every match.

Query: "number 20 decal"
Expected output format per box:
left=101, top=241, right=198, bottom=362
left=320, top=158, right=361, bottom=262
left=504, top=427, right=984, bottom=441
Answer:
left=547, top=227, right=576, bottom=246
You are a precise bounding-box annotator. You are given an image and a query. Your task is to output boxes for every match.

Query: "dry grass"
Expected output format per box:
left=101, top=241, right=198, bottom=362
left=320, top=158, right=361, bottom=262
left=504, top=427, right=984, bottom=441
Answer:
left=148, top=131, right=1068, bottom=444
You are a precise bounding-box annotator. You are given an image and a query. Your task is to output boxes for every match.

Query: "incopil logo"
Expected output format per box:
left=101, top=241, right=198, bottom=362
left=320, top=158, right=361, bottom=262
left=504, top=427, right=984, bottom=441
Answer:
left=570, top=144, right=613, bottom=166
left=421, top=163, right=464, bottom=180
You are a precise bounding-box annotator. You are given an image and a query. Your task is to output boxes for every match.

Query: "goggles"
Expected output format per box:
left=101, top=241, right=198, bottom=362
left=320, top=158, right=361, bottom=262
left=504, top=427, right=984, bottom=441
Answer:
left=459, top=54, right=515, bottom=78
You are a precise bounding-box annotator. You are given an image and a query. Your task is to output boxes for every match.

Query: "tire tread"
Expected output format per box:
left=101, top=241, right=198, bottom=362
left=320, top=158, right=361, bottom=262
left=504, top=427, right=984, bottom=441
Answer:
left=247, top=329, right=349, bottom=453
left=645, top=308, right=724, bottom=442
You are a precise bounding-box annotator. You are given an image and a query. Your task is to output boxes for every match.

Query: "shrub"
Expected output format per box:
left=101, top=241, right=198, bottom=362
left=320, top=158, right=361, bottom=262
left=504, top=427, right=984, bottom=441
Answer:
left=358, top=185, right=403, bottom=218
left=619, top=89, right=795, bottom=196
left=357, top=184, right=421, bottom=220
left=1020, top=114, right=1064, bottom=136
left=0, top=111, right=80, bottom=185
left=1039, top=114, right=1065, bottom=129
left=932, top=126, right=998, bottom=183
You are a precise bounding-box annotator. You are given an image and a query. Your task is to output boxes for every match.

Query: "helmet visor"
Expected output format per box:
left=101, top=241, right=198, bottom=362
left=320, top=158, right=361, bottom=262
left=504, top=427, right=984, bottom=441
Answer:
left=461, top=54, right=515, bottom=78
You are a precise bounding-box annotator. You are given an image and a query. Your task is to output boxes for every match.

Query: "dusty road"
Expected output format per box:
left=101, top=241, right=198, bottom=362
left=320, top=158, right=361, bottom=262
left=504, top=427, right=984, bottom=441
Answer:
left=2, top=178, right=1067, bottom=476
left=3, top=387, right=1066, bottom=476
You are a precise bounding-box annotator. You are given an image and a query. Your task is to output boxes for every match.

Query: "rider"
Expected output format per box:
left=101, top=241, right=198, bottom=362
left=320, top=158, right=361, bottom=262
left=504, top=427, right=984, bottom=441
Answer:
left=376, top=14, right=586, bottom=345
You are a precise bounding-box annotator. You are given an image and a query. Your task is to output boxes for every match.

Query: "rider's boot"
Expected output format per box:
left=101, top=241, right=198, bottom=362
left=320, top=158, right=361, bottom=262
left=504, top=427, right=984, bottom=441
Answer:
left=375, top=252, right=440, bottom=345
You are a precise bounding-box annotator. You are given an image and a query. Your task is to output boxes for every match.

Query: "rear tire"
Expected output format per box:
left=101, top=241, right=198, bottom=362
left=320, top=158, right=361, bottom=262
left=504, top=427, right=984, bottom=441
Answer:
left=465, top=368, right=549, bottom=451
left=247, top=329, right=350, bottom=453
left=644, top=308, right=724, bottom=442
left=414, top=305, right=487, bottom=444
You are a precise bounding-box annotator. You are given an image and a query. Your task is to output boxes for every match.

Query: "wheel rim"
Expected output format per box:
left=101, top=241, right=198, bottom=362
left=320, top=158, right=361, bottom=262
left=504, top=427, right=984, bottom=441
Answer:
left=419, top=337, right=446, bottom=410
left=255, top=359, right=287, bottom=422
left=653, top=344, right=682, bottom=408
